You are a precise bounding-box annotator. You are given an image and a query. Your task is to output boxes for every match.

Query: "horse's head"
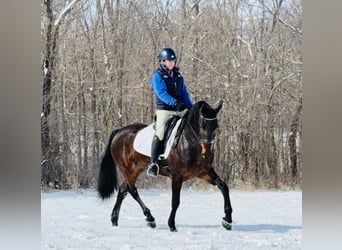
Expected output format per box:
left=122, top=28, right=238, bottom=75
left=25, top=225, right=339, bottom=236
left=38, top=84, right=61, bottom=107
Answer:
left=188, top=100, right=223, bottom=160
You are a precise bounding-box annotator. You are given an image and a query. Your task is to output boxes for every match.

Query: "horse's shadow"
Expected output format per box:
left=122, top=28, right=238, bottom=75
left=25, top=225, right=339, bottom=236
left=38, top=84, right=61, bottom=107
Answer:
left=173, top=224, right=301, bottom=233
left=232, top=224, right=301, bottom=233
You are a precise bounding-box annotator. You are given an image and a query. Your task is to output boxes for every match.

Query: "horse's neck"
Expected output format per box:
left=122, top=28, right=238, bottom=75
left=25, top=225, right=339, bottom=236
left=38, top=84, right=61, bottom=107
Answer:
left=182, top=123, right=200, bottom=146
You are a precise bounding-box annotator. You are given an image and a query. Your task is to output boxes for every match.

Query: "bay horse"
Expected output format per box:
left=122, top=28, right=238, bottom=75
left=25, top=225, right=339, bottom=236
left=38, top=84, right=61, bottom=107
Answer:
left=97, top=100, right=233, bottom=231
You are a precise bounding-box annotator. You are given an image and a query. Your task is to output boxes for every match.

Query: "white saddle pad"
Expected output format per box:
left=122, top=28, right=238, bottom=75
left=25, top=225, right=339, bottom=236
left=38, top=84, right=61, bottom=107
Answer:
left=133, top=118, right=183, bottom=159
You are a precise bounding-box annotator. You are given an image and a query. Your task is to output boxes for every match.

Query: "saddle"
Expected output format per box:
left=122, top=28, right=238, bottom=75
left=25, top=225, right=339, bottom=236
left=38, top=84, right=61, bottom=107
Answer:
left=158, top=116, right=181, bottom=153
left=133, top=116, right=186, bottom=159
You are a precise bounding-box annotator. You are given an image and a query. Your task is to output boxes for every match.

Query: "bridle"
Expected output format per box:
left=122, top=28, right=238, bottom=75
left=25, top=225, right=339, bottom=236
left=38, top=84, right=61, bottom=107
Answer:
left=198, top=115, right=217, bottom=144
left=188, top=114, right=218, bottom=159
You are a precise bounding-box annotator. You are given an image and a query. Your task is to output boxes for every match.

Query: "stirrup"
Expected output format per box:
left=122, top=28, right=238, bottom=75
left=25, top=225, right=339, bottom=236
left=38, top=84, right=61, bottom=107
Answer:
left=147, top=163, right=159, bottom=177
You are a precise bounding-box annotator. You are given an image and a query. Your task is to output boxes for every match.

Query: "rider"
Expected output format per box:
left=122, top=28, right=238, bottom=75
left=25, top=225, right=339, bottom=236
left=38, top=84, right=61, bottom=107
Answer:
left=147, top=47, right=193, bottom=177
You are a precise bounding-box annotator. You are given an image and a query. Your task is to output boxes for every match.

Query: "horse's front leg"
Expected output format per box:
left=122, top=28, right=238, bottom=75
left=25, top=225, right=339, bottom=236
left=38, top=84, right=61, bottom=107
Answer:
left=215, top=176, right=233, bottom=230
left=199, top=168, right=233, bottom=230
left=168, top=176, right=183, bottom=232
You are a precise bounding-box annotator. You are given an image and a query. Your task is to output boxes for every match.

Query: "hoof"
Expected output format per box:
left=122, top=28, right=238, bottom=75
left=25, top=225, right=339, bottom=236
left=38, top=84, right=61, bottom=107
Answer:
left=146, top=220, right=156, bottom=228
left=168, top=220, right=178, bottom=232
left=111, top=217, right=118, bottom=226
left=170, top=227, right=178, bottom=232
left=222, top=219, right=232, bottom=230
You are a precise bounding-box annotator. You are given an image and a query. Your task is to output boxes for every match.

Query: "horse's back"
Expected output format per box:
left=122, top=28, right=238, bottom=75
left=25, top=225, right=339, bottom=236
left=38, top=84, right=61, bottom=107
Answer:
left=110, top=123, right=147, bottom=156
left=112, top=123, right=147, bottom=143
left=120, top=123, right=147, bottom=134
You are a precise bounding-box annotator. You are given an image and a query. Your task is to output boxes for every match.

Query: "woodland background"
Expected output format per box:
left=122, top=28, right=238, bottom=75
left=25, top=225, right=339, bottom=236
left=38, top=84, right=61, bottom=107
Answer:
left=41, top=0, right=302, bottom=190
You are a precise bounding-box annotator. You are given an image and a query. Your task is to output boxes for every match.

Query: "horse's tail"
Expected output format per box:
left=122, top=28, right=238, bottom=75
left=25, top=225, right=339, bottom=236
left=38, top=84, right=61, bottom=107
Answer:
left=97, top=129, right=120, bottom=200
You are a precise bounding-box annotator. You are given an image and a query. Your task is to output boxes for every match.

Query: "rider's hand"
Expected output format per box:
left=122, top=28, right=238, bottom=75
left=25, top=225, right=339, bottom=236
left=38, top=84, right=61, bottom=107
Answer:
left=174, top=102, right=186, bottom=111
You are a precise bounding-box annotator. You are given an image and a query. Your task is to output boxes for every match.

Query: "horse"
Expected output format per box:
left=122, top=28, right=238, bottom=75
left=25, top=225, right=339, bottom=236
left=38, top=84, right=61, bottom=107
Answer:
left=97, top=100, right=233, bottom=232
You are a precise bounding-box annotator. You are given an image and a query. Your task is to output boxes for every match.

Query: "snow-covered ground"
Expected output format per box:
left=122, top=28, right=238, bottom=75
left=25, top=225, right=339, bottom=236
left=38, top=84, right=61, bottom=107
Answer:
left=41, top=188, right=301, bottom=250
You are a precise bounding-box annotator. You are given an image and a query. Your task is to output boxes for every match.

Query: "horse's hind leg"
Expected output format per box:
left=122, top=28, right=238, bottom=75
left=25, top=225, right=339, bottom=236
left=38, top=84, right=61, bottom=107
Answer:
left=111, top=183, right=128, bottom=226
left=128, top=185, right=156, bottom=228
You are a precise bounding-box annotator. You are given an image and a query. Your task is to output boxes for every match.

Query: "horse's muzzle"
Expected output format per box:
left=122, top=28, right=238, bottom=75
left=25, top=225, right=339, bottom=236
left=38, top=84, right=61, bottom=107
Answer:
left=201, top=153, right=211, bottom=160
left=200, top=141, right=214, bottom=160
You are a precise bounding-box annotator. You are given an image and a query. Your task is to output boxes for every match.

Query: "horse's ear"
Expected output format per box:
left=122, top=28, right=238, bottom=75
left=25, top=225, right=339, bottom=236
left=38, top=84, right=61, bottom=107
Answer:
left=214, top=100, right=223, bottom=113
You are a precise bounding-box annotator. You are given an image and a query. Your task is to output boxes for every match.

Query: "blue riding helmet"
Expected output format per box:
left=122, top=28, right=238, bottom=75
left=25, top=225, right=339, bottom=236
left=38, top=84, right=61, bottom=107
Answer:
left=157, top=47, right=177, bottom=61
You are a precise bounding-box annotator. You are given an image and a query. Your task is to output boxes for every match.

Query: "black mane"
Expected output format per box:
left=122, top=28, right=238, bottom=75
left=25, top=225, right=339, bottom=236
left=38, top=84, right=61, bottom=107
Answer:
left=187, top=101, right=216, bottom=127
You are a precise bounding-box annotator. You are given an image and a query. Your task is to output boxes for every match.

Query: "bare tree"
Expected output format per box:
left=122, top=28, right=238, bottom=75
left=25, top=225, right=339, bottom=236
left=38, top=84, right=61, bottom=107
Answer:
left=41, top=0, right=79, bottom=186
left=41, top=0, right=302, bottom=190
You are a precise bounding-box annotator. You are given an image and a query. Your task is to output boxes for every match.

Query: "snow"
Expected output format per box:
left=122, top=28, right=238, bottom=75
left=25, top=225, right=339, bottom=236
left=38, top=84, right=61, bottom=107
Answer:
left=41, top=188, right=301, bottom=250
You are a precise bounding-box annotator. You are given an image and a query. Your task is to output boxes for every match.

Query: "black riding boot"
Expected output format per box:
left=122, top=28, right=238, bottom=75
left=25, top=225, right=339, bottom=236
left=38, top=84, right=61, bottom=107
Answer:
left=147, top=135, right=162, bottom=177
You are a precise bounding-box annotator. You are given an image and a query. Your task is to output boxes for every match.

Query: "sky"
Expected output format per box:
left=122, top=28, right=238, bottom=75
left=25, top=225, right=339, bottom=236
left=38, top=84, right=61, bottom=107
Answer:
left=41, top=188, right=301, bottom=249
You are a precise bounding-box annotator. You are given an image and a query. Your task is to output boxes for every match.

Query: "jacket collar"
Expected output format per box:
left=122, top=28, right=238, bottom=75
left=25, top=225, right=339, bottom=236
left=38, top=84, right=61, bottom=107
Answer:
left=159, top=64, right=179, bottom=75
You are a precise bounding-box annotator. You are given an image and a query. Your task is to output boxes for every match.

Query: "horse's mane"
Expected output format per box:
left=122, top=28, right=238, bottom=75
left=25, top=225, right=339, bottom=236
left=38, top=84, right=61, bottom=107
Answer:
left=186, top=101, right=217, bottom=129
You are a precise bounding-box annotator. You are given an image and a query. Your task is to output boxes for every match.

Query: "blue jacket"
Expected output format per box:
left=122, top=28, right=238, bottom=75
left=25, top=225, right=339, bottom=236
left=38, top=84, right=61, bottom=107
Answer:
left=151, top=65, right=193, bottom=110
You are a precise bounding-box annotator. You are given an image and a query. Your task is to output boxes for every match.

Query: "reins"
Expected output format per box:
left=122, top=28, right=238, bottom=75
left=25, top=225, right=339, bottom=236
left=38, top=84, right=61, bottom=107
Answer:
left=188, top=115, right=217, bottom=145
left=174, top=106, right=218, bottom=152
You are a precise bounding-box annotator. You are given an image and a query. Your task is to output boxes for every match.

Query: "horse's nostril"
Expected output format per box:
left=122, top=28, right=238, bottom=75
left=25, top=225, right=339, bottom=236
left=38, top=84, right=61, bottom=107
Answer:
left=201, top=153, right=210, bottom=159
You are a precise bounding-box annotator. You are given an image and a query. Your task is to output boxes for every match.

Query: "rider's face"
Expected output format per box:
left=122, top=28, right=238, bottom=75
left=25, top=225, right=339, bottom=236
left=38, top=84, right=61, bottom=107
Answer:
left=162, top=59, right=176, bottom=71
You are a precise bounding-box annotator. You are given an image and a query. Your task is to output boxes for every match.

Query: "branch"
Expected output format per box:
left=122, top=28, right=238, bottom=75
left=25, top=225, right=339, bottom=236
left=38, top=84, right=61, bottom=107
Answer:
left=267, top=71, right=297, bottom=102
left=278, top=18, right=302, bottom=35
left=190, top=0, right=202, bottom=13
left=236, top=35, right=254, bottom=60
left=54, top=0, right=79, bottom=27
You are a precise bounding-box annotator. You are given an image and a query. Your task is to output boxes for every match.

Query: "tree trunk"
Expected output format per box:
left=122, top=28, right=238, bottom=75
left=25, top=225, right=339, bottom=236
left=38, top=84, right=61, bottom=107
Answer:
left=288, top=96, right=302, bottom=182
left=41, top=0, right=54, bottom=185
left=192, top=0, right=200, bottom=100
